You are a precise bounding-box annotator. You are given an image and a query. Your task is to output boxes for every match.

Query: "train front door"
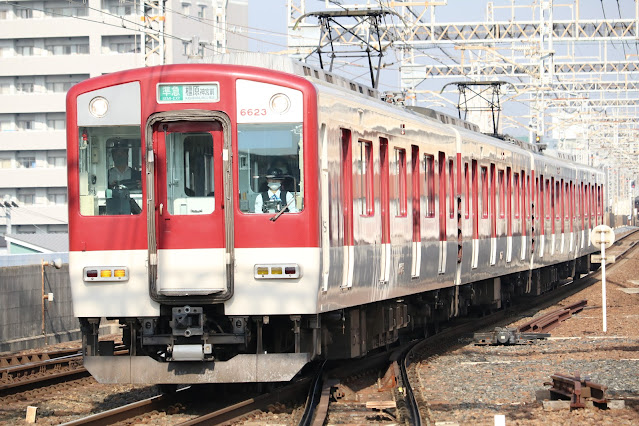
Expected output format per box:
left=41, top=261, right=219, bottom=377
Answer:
left=150, top=119, right=231, bottom=297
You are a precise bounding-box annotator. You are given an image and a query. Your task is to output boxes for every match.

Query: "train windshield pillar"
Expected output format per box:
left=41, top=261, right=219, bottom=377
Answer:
left=78, top=126, right=142, bottom=216
left=237, top=123, right=304, bottom=214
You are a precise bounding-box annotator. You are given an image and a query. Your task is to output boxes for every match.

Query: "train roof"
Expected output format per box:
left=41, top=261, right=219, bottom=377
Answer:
left=206, top=53, right=552, bottom=156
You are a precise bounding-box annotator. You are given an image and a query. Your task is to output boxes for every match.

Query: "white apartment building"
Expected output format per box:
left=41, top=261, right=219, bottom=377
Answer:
left=0, top=0, right=247, bottom=236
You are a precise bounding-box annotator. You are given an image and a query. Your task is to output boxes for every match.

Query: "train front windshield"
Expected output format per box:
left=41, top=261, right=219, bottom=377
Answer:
left=237, top=123, right=304, bottom=214
left=78, top=126, right=142, bottom=216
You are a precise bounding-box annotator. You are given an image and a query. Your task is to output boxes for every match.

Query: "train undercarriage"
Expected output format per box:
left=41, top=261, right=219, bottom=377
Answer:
left=81, top=255, right=594, bottom=384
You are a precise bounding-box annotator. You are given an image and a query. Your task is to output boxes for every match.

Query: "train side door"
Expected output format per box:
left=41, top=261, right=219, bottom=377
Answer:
left=152, top=121, right=228, bottom=296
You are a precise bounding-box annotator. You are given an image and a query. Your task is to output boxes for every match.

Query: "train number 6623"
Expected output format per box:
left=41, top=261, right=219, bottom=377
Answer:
left=240, top=108, right=267, bottom=116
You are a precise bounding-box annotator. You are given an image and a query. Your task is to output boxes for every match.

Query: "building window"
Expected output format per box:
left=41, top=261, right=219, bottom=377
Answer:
left=18, top=156, right=36, bottom=168
left=102, top=35, right=136, bottom=54
left=197, top=4, right=206, bottom=18
left=16, top=82, right=34, bottom=93
left=182, top=2, right=191, bottom=15
left=47, top=154, right=66, bottom=168
left=46, top=113, right=66, bottom=130
left=45, top=37, right=90, bottom=56
left=16, top=45, right=34, bottom=56
left=0, top=10, right=8, bottom=20
left=17, top=119, right=36, bottom=131
left=0, top=158, right=11, bottom=168
left=15, top=7, right=33, bottom=19
left=45, top=75, right=87, bottom=93
left=47, top=190, right=67, bottom=204
left=45, top=4, right=89, bottom=17
left=17, top=191, right=35, bottom=205
left=101, top=0, right=133, bottom=15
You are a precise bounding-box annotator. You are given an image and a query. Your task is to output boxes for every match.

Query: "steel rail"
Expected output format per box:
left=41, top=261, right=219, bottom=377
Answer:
left=60, top=391, right=179, bottom=426
left=0, top=354, right=85, bottom=391
left=397, top=342, right=422, bottom=426
left=176, top=378, right=312, bottom=426
left=0, top=348, right=81, bottom=368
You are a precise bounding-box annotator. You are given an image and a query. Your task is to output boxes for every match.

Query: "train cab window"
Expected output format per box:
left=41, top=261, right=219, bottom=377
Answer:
left=424, top=154, right=435, bottom=217
left=77, top=126, right=142, bottom=216
left=165, top=132, right=215, bottom=215
left=237, top=123, right=303, bottom=214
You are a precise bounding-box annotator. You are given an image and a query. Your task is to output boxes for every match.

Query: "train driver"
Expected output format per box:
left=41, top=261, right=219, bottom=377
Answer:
left=254, top=168, right=298, bottom=214
left=108, top=144, right=141, bottom=189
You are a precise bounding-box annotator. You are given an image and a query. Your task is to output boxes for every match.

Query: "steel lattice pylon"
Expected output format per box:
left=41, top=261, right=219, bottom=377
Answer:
left=287, top=0, right=639, bottom=175
left=141, top=0, right=166, bottom=66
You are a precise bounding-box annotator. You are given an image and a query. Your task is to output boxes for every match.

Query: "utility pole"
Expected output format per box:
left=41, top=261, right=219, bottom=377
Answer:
left=2, top=196, right=18, bottom=252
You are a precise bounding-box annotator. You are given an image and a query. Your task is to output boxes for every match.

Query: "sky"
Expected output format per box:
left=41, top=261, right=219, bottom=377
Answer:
left=246, top=1, right=639, bottom=139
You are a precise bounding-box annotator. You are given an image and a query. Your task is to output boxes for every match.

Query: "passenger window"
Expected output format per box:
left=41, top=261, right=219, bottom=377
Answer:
left=424, top=154, right=435, bottom=217
left=358, top=140, right=374, bottom=216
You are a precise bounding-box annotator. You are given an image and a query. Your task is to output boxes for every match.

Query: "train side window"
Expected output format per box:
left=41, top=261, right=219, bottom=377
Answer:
left=498, top=169, right=505, bottom=218
left=597, top=185, right=602, bottom=217
left=395, top=148, right=407, bottom=217
left=448, top=158, right=454, bottom=219
left=513, top=172, right=520, bottom=219
left=545, top=179, right=551, bottom=220
left=555, top=179, right=561, bottom=220
left=481, top=166, right=488, bottom=218
left=564, top=181, right=569, bottom=220
left=358, top=140, right=374, bottom=216
left=77, top=126, right=142, bottom=216
left=424, top=154, right=435, bottom=217
left=464, top=162, right=470, bottom=219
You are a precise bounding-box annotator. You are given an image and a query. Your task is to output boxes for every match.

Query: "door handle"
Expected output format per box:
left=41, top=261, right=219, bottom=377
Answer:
left=159, top=203, right=163, bottom=215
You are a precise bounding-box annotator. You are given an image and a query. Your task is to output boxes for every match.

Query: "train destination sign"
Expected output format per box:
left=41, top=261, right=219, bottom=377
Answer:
left=157, top=82, right=220, bottom=103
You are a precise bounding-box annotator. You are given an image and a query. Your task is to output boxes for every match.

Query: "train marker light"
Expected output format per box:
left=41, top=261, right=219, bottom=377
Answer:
left=254, top=264, right=301, bottom=279
left=89, top=96, right=109, bottom=118
left=269, top=93, right=291, bottom=114
left=84, top=266, right=129, bottom=282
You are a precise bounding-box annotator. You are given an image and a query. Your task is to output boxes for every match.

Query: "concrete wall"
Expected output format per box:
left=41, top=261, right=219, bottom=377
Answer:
left=0, top=263, right=78, bottom=352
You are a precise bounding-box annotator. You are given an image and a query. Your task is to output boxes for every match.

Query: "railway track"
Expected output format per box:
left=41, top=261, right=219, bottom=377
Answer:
left=0, top=343, right=126, bottom=393
left=8, top=229, right=638, bottom=425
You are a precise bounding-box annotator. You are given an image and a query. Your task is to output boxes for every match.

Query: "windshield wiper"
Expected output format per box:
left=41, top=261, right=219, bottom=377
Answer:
left=270, top=197, right=296, bottom=222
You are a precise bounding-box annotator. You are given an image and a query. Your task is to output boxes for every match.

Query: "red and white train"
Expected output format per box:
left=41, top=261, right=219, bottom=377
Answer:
left=66, top=54, right=604, bottom=384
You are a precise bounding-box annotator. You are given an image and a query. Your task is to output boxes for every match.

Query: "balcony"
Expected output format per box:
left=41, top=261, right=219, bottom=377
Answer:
left=0, top=167, right=67, bottom=188
left=0, top=15, right=141, bottom=39
left=0, top=54, right=141, bottom=78
left=0, top=131, right=66, bottom=150
left=0, top=93, right=66, bottom=114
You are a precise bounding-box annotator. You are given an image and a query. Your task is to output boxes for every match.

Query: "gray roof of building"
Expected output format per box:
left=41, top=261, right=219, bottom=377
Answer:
left=4, top=233, right=69, bottom=253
